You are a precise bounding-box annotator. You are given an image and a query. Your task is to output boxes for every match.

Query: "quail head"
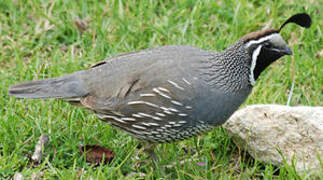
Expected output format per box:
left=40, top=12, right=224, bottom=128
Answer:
left=9, top=13, right=311, bottom=144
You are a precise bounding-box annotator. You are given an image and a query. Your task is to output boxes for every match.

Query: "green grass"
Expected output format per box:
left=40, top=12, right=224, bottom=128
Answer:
left=1, top=0, right=322, bottom=179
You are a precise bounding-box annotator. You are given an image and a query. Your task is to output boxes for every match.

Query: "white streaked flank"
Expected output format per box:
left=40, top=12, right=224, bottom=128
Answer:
left=160, top=106, right=168, bottom=111
left=155, top=112, right=166, bottom=117
left=141, top=122, right=151, bottom=127
left=121, top=117, right=136, bottom=121
left=153, top=88, right=171, bottom=99
left=132, top=114, right=143, bottom=118
left=157, top=87, right=170, bottom=93
left=137, top=112, right=162, bottom=120
left=151, top=131, right=159, bottom=134
left=148, top=122, right=160, bottom=126
left=182, top=78, right=191, bottom=85
left=167, top=80, right=184, bottom=90
left=152, top=116, right=162, bottom=121
left=127, top=100, right=159, bottom=108
left=138, top=112, right=153, bottom=117
left=97, top=114, right=126, bottom=124
left=163, top=110, right=173, bottom=115
left=178, top=113, right=188, bottom=117
left=171, top=100, right=183, bottom=106
left=168, top=107, right=179, bottom=112
left=142, top=101, right=159, bottom=108
left=140, top=93, right=156, bottom=97
left=166, top=138, right=172, bottom=141
left=129, top=129, right=143, bottom=135
left=96, top=113, right=106, bottom=119
left=127, top=101, right=144, bottom=105
left=249, top=45, right=262, bottom=86
left=178, top=121, right=187, bottom=124
left=185, top=105, right=192, bottom=109
left=132, top=124, right=147, bottom=130
left=111, top=111, right=124, bottom=117
left=163, top=132, right=171, bottom=136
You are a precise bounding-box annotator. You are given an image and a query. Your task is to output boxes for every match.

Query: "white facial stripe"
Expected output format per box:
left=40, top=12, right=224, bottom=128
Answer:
left=245, top=33, right=280, bottom=48
left=249, top=45, right=262, bottom=86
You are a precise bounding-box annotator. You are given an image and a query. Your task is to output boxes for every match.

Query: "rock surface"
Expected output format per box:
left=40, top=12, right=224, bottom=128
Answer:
left=223, top=104, right=323, bottom=173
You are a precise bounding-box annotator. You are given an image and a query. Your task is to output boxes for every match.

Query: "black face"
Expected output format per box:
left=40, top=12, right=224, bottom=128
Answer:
left=253, top=41, right=292, bottom=81
left=253, top=46, right=285, bottom=80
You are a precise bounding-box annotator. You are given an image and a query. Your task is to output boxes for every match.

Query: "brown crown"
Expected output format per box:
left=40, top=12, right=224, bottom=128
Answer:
left=242, top=28, right=278, bottom=43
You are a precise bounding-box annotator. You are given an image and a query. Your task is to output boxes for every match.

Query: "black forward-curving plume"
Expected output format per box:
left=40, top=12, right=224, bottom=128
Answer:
left=278, top=13, right=312, bottom=31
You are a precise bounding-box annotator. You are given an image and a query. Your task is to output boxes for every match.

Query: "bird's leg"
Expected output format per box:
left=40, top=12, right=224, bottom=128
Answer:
left=142, top=142, right=168, bottom=177
left=133, top=142, right=158, bottom=166
left=142, top=142, right=157, bottom=161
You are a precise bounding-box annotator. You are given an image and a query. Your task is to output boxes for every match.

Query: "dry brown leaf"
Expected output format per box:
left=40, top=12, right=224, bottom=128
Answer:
left=79, top=145, right=114, bottom=164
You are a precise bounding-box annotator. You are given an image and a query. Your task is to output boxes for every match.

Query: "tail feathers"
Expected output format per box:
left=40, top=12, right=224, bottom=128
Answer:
left=8, top=73, right=89, bottom=99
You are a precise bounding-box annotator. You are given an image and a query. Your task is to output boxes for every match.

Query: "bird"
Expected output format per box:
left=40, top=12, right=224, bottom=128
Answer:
left=9, top=13, right=311, bottom=150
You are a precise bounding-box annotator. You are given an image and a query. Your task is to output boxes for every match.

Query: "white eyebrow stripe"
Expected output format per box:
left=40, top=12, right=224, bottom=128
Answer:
left=249, top=45, right=262, bottom=86
left=245, top=33, right=279, bottom=48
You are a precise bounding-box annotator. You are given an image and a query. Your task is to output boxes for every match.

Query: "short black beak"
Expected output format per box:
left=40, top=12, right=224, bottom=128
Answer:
left=282, top=46, right=292, bottom=55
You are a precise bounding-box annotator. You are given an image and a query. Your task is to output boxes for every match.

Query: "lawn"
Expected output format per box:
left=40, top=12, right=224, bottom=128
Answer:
left=0, top=0, right=322, bottom=179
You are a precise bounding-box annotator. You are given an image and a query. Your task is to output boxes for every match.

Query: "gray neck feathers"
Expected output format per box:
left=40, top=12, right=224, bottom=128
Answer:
left=199, top=41, right=252, bottom=93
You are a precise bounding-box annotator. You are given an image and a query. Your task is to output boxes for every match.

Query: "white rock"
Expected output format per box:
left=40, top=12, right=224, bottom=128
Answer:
left=223, top=104, right=323, bottom=173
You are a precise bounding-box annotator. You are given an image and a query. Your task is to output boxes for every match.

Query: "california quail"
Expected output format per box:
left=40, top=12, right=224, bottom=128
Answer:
left=9, top=14, right=311, bottom=144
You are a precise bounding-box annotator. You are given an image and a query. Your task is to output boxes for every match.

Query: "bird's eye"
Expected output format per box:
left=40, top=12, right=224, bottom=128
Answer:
left=264, top=42, right=272, bottom=48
